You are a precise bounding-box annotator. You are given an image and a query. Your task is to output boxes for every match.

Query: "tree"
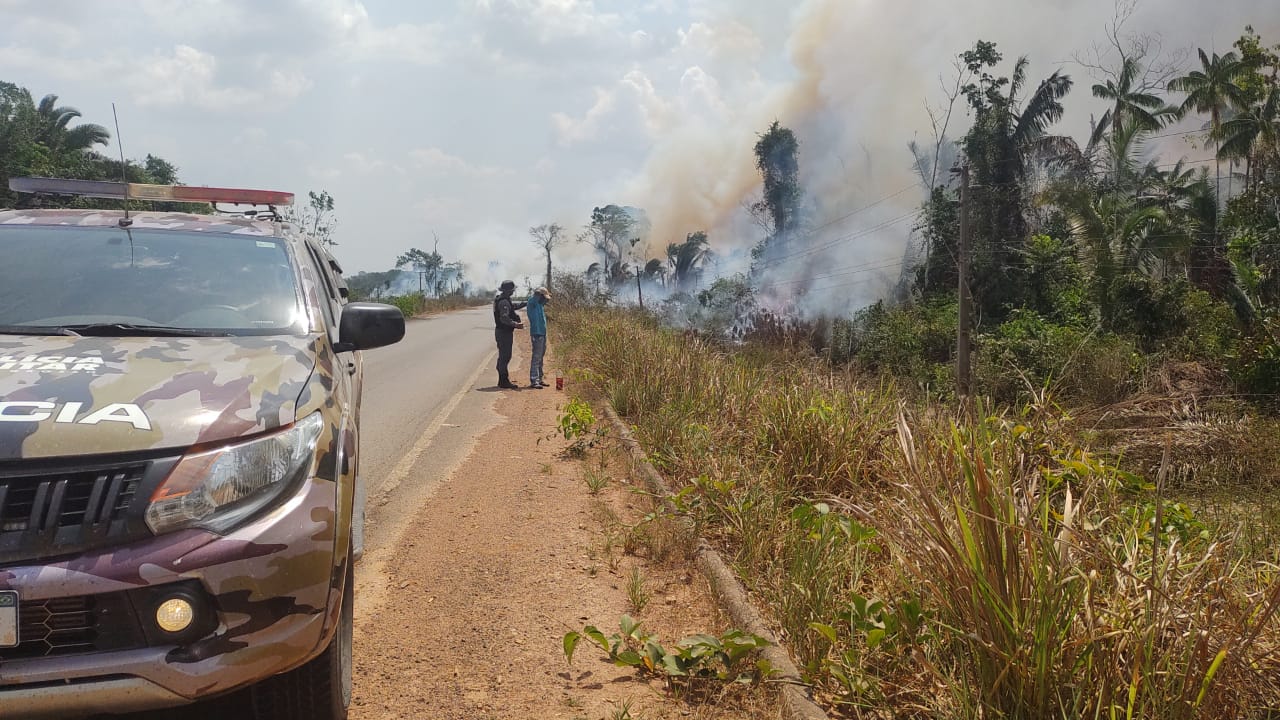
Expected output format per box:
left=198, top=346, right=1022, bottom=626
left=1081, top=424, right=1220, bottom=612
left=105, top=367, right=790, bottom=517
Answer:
left=958, top=41, right=1075, bottom=318
left=306, top=190, right=337, bottom=245
left=1168, top=49, right=1247, bottom=209
left=443, top=261, right=466, bottom=294
left=750, top=121, right=801, bottom=262
left=143, top=154, right=178, bottom=185
left=1046, top=181, right=1169, bottom=325
left=667, top=231, right=710, bottom=293
left=1091, top=56, right=1178, bottom=185
left=1217, top=88, right=1279, bottom=190
left=1217, top=27, right=1280, bottom=190
left=643, top=258, right=666, bottom=287
left=395, top=245, right=444, bottom=296
left=578, top=205, right=635, bottom=286
left=529, top=223, right=567, bottom=289
left=0, top=81, right=198, bottom=210
left=347, top=269, right=405, bottom=300
left=34, top=94, right=109, bottom=155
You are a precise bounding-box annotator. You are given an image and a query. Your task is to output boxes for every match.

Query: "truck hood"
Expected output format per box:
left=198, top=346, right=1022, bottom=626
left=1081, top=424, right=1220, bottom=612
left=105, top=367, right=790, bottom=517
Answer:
left=0, top=334, right=319, bottom=461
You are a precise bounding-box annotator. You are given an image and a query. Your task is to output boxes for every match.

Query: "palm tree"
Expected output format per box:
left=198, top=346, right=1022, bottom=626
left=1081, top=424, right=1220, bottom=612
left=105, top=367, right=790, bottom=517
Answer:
left=1100, top=115, right=1153, bottom=195
left=1216, top=86, right=1279, bottom=190
left=642, top=258, right=666, bottom=287
left=1049, top=184, right=1169, bottom=322
left=1139, top=157, right=1199, bottom=211
left=666, top=231, right=710, bottom=293
left=34, top=94, right=109, bottom=154
left=959, top=47, right=1075, bottom=316
left=1091, top=56, right=1178, bottom=185
left=1168, top=49, right=1248, bottom=208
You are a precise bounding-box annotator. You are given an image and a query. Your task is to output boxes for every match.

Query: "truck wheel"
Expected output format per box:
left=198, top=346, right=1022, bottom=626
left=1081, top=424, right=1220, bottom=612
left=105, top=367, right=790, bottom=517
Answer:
left=251, top=556, right=354, bottom=720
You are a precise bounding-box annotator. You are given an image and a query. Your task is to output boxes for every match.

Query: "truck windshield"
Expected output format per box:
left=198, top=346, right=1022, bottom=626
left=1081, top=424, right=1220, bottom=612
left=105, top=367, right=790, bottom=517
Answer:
left=0, top=225, right=304, bottom=336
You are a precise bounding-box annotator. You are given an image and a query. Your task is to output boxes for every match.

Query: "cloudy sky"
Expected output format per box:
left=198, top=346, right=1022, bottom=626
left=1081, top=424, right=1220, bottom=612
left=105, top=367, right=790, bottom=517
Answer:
left=1, top=0, right=1275, bottom=295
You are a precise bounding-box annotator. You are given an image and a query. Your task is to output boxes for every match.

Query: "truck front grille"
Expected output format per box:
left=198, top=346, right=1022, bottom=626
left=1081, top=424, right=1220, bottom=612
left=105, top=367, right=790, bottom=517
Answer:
left=0, top=455, right=177, bottom=564
left=0, top=466, right=143, bottom=533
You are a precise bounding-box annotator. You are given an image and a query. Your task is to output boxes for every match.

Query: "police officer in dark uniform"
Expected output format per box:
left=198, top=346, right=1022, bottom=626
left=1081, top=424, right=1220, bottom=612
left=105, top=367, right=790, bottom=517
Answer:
left=493, top=280, right=526, bottom=388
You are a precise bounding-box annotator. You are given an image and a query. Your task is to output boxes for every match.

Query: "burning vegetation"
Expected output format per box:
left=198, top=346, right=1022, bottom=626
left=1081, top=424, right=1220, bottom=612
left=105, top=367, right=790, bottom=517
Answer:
left=550, top=18, right=1280, bottom=720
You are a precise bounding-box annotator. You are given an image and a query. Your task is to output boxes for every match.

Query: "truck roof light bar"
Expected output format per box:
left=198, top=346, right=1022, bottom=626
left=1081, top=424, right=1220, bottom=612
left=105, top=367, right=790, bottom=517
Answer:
left=8, top=177, right=294, bottom=206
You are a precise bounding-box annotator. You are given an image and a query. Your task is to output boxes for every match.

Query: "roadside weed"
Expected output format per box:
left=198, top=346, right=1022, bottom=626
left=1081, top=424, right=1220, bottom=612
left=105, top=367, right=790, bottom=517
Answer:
left=625, top=566, right=649, bottom=614
left=563, top=615, right=772, bottom=694
left=584, top=468, right=610, bottom=495
left=606, top=698, right=642, bottom=720
left=552, top=397, right=607, bottom=457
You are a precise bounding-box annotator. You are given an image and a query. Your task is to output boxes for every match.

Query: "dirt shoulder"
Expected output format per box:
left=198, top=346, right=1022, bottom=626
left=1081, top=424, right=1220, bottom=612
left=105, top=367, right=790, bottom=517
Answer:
left=350, top=332, right=778, bottom=720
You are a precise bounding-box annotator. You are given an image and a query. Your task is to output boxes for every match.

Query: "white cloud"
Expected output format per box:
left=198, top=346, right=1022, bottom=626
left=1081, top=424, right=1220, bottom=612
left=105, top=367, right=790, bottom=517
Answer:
left=551, top=87, right=617, bottom=146
left=677, top=20, right=762, bottom=62
left=464, top=0, right=657, bottom=73
left=471, top=0, right=623, bottom=42
left=355, top=22, right=445, bottom=65
left=130, top=45, right=312, bottom=110
left=409, top=147, right=515, bottom=178
left=622, top=69, right=674, bottom=135
left=343, top=152, right=388, bottom=174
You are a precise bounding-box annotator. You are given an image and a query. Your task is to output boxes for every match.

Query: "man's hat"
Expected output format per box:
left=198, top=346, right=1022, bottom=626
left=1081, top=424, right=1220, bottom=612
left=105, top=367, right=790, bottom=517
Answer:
left=499, top=280, right=516, bottom=291
left=534, top=286, right=551, bottom=299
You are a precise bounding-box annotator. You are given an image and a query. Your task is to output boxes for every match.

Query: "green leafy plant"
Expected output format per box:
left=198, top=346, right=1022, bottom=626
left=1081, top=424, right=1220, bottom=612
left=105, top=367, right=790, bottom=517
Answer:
left=552, top=397, right=607, bottom=457
left=563, top=616, right=772, bottom=691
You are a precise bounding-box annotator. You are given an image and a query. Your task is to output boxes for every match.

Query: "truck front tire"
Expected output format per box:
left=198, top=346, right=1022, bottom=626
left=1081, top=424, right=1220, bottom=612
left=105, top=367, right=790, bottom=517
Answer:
left=250, top=556, right=354, bottom=720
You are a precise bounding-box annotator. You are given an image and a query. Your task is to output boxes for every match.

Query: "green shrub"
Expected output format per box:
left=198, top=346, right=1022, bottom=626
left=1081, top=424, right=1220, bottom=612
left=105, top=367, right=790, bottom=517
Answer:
left=1231, top=315, right=1280, bottom=410
left=975, top=310, right=1140, bottom=404
left=849, top=297, right=956, bottom=390
left=387, top=293, right=425, bottom=317
left=1159, top=288, right=1241, bottom=361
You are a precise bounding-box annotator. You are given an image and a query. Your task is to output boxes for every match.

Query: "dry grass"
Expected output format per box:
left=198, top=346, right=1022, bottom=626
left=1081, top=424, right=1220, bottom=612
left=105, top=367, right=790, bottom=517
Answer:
left=557, top=306, right=1280, bottom=719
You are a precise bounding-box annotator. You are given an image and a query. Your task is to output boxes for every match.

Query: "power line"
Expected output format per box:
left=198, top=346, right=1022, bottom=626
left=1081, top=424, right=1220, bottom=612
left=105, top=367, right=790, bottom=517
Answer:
left=768, top=210, right=921, bottom=265
left=802, top=184, right=918, bottom=236
left=758, top=257, right=909, bottom=289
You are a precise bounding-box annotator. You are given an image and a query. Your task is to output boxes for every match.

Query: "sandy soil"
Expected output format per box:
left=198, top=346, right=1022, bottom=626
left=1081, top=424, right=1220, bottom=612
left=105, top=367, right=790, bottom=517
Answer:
left=350, top=333, right=779, bottom=720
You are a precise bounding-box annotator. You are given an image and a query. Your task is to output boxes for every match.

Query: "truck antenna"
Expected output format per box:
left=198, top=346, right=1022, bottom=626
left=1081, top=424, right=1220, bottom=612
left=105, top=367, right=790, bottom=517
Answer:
left=112, top=102, right=132, bottom=228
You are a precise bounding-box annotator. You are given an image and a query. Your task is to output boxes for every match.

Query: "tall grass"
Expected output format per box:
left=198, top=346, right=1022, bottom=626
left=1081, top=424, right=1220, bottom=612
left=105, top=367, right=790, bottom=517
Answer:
left=557, top=306, right=1280, bottom=718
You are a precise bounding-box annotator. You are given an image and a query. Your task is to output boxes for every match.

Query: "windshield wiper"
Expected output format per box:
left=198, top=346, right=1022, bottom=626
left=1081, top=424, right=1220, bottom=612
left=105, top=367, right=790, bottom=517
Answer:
left=54, top=323, right=230, bottom=338
left=0, top=325, right=83, bottom=337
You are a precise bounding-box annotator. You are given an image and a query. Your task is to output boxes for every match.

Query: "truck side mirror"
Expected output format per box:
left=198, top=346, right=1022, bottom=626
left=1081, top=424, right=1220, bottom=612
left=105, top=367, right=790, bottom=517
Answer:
left=334, top=303, right=405, bottom=352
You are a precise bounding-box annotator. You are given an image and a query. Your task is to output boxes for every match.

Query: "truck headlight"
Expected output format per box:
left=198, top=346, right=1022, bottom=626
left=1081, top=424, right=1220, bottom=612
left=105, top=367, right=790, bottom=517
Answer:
left=146, top=412, right=325, bottom=535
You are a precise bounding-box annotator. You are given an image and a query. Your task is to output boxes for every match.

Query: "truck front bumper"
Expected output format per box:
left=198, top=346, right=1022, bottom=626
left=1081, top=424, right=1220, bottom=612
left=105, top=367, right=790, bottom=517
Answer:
left=0, top=477, right=342, bottom=717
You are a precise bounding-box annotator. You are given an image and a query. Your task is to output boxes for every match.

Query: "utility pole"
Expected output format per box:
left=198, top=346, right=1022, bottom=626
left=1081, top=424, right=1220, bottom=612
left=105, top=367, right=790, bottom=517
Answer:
left=954, top=164, right=972, bottom=398
left=636, top=267, right=644, bottom=309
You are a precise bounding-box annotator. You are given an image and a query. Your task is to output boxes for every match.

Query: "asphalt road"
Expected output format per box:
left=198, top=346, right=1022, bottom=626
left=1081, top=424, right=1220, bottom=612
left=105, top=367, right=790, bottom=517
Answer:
left=359, top=306, right=498, bottom=493
left=356, top=306, right=508, bottom=562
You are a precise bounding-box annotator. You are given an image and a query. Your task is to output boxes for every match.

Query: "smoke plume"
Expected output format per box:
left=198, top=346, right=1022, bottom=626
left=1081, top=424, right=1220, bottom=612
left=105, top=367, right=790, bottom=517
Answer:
left=613, top=0, right=1277, bottom=319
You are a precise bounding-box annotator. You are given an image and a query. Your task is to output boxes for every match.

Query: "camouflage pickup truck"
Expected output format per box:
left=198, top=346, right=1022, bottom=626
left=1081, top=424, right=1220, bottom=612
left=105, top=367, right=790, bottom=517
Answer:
left=0, top=178, right=405, bottom=719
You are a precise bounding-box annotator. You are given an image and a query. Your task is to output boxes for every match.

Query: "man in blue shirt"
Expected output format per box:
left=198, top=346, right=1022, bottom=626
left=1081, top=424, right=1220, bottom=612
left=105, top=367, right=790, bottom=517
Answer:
left=526, top=286, right=550, bottom=389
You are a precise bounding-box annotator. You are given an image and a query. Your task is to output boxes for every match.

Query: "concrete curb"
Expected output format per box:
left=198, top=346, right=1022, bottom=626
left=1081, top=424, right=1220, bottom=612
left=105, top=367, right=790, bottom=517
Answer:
left=601, top=404, right=830, bottom=720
